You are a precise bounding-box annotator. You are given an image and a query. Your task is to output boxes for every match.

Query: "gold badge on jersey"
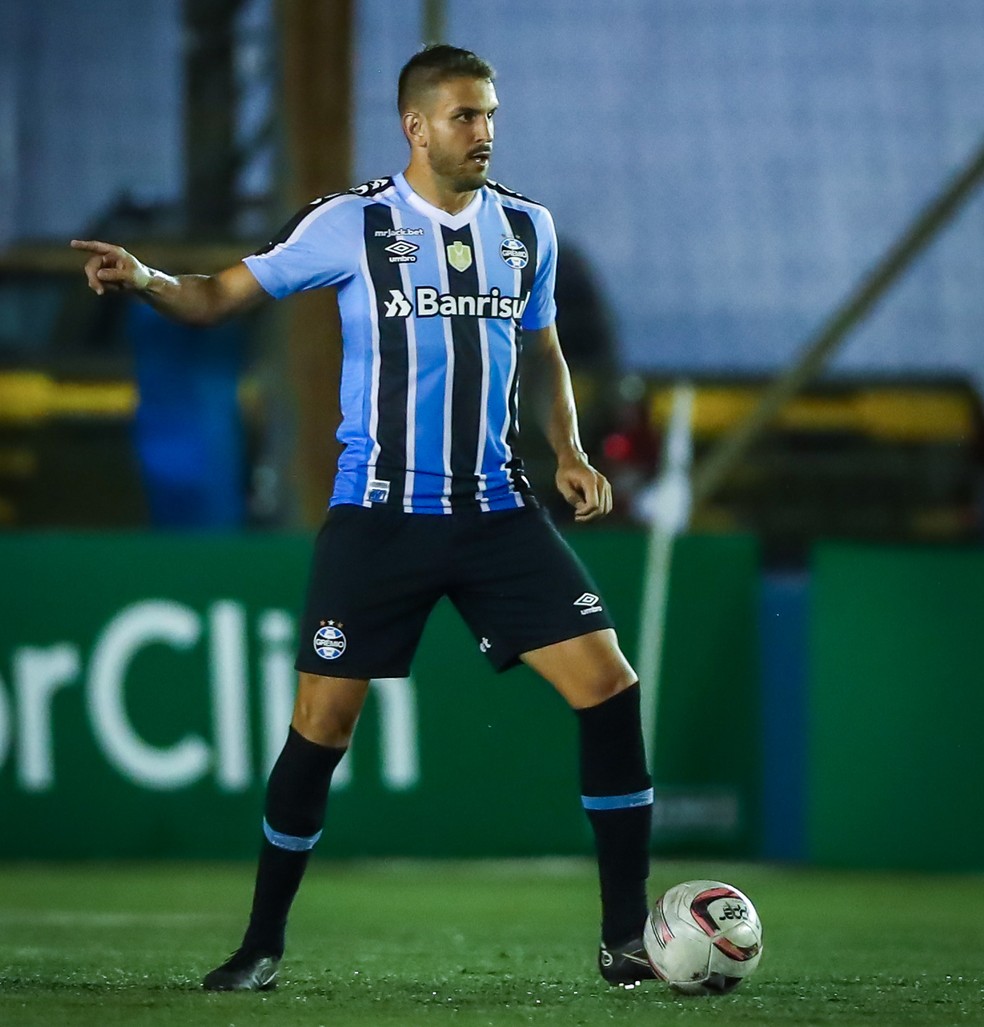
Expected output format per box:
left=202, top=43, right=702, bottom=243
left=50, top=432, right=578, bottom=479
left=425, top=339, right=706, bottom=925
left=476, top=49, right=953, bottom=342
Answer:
left=446, top=240, right=473, bottom=273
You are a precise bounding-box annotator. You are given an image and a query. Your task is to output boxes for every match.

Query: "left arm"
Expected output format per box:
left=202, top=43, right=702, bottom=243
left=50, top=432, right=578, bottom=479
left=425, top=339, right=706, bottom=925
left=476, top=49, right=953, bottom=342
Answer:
left=525, top=323, right=612, bottom=523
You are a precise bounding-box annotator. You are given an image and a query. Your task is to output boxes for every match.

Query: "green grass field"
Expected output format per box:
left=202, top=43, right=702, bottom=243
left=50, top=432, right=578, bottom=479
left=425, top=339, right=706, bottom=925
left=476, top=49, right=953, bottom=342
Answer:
left=0, top=859, right=980, bottom=1026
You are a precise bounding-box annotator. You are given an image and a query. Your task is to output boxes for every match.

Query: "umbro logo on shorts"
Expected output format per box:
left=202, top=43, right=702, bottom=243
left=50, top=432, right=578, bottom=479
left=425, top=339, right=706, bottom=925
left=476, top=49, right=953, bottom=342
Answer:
left=574, top=593, right=603, bottom=615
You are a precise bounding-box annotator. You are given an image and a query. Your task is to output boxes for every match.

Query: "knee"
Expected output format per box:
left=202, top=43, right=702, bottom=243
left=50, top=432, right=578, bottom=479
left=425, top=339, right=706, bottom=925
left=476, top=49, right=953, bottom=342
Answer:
left=581, top=663, right=638, bottom=708
left=292, top=703, right=359, bottom=748
left=291, top=673, right=367, bottom=748
left=568, top=644, right=639, bottom=709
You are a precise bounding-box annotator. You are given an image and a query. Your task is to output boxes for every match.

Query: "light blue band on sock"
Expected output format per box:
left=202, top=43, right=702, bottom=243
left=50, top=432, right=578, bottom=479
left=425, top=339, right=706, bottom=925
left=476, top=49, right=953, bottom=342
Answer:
left=581, top=787, right=654, bottom=811
left=263, top=817, right=323, bottom=852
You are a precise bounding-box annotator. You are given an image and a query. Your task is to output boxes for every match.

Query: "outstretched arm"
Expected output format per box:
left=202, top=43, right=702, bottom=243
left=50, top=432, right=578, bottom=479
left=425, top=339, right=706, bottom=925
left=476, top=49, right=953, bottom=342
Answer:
left=525, top=323, right=613, bottom=523
left=70, top=239, right=266, bottom=327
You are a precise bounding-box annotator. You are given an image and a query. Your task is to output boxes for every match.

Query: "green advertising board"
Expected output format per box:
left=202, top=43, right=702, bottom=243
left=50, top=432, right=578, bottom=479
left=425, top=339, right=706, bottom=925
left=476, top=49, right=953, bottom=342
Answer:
left=651, top=535, right=762, bottom=859
left=0, top=530, right=761, bottom=860
left=809, top=543, right=984, bottom=871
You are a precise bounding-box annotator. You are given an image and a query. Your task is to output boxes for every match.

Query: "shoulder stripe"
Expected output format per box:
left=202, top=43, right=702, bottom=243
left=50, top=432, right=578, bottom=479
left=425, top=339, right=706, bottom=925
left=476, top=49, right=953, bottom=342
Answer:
left=250, top=178, right=396, bottom=258
left=486, top=180, right=549, bottom=212
left=347, top=176, right=395, bottom=199
left=250, top=192, right=361, bottom=258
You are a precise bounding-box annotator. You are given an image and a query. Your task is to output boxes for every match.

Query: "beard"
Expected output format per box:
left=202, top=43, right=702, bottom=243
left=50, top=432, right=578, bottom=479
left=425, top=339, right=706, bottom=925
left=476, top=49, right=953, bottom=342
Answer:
left=428, top=143, right=490, bottom=192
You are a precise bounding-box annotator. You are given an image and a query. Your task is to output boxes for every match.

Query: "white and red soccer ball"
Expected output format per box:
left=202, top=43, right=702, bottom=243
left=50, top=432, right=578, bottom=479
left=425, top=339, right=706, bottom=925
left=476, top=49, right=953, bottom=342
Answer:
left=643, top=880, right=764, bottom=995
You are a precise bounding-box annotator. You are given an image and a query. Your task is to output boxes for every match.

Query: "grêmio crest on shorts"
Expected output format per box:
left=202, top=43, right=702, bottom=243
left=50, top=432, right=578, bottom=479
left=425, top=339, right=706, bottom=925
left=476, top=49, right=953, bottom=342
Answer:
left=244, top=174, right=558, bottom=514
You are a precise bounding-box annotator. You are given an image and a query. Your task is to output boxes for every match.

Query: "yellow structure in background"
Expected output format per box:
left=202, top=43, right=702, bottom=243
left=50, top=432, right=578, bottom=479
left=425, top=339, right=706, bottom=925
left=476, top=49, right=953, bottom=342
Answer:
left=649, top=383, right=977, bottom=442
left=0, top=372, right=137, bottom=423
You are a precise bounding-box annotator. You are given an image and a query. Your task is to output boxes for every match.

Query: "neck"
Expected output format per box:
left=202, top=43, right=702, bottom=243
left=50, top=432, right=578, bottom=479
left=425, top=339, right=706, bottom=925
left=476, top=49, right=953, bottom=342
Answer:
left=403, top=164, right=478, bottom=215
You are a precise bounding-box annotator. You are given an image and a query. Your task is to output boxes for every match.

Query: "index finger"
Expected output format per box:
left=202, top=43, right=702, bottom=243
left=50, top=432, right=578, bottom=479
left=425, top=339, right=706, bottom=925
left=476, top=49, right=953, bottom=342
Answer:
left=70, top=239, right=117, bottom=255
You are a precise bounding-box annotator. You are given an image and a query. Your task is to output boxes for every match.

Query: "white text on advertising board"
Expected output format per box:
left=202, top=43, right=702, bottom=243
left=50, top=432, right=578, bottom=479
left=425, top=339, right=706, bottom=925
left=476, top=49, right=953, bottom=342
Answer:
left=0, top=599, right=418, bottom=793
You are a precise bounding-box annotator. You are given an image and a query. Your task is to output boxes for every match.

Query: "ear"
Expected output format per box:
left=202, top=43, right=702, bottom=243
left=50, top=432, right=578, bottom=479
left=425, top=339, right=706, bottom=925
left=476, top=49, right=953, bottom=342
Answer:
left=402, top=110, right=427, bottom=149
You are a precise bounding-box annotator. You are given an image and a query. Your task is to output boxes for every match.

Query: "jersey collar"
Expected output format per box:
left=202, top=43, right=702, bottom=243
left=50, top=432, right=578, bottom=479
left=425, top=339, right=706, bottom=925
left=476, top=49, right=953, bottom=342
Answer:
left=393, top=172, right=483, bottom=230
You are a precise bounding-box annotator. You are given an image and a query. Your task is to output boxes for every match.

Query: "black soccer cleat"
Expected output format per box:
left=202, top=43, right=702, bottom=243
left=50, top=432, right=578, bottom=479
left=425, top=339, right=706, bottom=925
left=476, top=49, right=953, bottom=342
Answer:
left=202, top=948, right=280, bottom=991
left=598, top=937, right=658, bottom=986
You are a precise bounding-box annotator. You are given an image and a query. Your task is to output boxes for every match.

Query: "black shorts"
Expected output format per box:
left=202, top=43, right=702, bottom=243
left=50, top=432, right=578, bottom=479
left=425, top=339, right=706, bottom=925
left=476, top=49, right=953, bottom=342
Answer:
left=294, top=502, right=616, bottom=678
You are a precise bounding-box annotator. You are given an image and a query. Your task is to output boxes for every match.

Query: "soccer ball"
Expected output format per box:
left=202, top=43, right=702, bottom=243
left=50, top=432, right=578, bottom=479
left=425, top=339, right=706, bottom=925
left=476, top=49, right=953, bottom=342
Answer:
left=643, top=879, right=763, bottom=995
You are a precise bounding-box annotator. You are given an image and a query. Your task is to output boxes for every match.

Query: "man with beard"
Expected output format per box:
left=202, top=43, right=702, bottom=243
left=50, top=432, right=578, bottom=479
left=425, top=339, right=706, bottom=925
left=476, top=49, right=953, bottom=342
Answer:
left=71, top=44, right=655, bottom=991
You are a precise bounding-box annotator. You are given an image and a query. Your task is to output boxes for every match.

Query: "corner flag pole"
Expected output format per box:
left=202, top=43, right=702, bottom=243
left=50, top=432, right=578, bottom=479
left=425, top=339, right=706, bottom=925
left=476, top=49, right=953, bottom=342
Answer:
left=637, top=383, right=695, bottom=766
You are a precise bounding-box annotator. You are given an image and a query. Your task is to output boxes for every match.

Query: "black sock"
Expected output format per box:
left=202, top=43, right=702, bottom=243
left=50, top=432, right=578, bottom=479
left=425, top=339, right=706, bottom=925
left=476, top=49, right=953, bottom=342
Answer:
left=241, top=727, right=346, bottom=957
left=576, top=682, right=652, bottom=949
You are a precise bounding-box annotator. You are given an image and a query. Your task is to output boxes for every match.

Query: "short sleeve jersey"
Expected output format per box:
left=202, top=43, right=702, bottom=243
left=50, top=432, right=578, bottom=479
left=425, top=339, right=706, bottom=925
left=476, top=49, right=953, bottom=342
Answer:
left=244, top=173, right=558, bottom=514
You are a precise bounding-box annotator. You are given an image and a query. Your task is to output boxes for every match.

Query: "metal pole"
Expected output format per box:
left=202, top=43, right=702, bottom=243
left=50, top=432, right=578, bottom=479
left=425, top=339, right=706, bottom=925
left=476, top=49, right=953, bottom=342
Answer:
left=692, top=135, right=984, bottom=507
left=183, top=0, right=244, bottom=237
left=422, top=0, right=446, bottom=44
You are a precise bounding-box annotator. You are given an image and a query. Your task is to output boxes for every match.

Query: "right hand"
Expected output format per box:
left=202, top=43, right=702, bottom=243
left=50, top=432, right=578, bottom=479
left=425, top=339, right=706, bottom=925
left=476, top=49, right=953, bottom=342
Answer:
left=70, top=239, right=151, bottom=296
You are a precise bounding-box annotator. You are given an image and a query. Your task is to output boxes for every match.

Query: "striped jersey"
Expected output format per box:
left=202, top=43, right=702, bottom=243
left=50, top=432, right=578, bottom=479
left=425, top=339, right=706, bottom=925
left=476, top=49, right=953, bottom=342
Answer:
left=244, top=172, right=558, bottom=513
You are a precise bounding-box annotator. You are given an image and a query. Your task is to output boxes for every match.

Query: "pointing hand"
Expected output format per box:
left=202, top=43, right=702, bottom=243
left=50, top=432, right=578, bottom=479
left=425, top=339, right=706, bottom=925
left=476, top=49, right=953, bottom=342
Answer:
left=70, top=239, right=151, bottom=296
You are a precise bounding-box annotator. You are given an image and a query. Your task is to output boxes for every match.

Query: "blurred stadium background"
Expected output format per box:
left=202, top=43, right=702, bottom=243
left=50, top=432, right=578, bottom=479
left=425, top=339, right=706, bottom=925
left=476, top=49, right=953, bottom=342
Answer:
left=2, top=0, right=984, bottom=921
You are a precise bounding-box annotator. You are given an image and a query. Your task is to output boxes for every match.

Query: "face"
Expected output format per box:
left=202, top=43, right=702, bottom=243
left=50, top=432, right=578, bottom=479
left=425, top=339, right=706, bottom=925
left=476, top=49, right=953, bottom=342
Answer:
left=414, top=76, right=498, bottom=192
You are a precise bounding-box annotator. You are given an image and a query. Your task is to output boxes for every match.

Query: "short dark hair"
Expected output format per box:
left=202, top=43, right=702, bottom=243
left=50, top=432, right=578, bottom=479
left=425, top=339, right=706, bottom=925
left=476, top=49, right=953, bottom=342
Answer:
left=397, top=44, right=496, bottom=113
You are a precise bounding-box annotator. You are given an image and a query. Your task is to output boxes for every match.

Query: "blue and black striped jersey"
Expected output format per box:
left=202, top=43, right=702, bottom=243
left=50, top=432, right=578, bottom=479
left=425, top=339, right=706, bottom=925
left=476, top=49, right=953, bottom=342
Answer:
left=244, top=173, right=557, bottom=514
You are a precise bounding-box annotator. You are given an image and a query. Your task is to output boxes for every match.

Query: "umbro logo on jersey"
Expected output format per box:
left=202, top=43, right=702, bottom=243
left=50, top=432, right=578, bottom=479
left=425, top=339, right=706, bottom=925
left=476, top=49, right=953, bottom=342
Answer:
left=382, top=286, right=529, bottom=321
left=574, top=592, right=603, bottom=615
left=384, top=240, right=419, bottom=263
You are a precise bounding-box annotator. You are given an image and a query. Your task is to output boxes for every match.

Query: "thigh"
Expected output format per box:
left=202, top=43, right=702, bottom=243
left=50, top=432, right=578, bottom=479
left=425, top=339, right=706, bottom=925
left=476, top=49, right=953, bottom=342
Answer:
left=294, top=505, right=444, bottom=680
left=449, top=506, right=618, bottom=672
left=520, top=628, right=637, bottom=709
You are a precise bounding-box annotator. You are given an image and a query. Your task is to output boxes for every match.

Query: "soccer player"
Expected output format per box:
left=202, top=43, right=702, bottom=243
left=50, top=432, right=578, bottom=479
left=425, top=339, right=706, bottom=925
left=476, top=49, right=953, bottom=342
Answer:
left=71, top=45, right=655, bottom=990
